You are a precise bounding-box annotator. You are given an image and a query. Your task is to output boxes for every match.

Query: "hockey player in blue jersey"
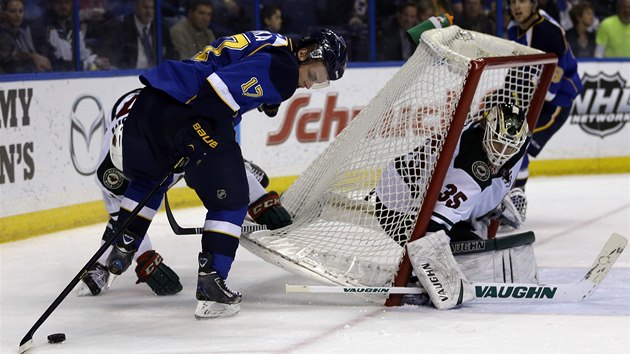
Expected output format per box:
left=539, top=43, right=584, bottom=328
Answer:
left=104, top=29, right=347, bottom=319
left=506, top=0, right=583, bottom=222
left=76, top=89, right=287, bottom=298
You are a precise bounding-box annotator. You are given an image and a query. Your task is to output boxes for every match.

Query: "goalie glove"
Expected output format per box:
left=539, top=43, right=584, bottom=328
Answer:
left=257, top=103, right=280, bottom=117
left=475, top=190, right=525, bottom=231
left=495, top=191, right=525, bottom=229
left=248, top=191, right=292, bottom=230
left=135, top=250, right=183, bottom=296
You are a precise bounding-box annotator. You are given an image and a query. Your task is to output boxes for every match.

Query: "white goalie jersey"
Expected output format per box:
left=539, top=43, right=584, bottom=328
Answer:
left=376, top=122, right=528, bottom=239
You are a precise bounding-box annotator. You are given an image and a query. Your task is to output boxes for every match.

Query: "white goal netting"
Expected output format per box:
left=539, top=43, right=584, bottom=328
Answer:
left=241, top=26, right=555, bottom=288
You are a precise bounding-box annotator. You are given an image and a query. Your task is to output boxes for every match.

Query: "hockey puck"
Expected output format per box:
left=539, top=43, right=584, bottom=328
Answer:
left=47, top=333, right=66, bottom=344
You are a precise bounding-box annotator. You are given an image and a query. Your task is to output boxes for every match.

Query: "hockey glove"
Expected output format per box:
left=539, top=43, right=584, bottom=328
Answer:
left=496, top=192, right=525, bottom=229
left=257, top=103, right=280, bottom=117
left=248, top=191, right=292, bottom=230
left=135, top=250, right=183, bottom=296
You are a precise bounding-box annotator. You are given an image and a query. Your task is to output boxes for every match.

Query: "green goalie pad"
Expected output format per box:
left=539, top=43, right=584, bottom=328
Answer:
left=450, top=231, right=535, bottom=256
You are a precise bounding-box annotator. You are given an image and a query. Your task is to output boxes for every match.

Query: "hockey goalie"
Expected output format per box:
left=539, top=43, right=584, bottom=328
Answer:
left=374, top=103, right=537, bottom=309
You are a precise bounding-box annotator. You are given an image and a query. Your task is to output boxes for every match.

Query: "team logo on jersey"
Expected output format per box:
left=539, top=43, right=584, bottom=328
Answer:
left=570, top=72, right=629, bottom=138
left=241, top=77, right=263, bottom=97
left=102, top=167, right=125, bottom=191
left=217, top=189, right=227, bottom=199
left=471, top=161, right=490, bottom=181
left=69, top=94, right=106, bottom=176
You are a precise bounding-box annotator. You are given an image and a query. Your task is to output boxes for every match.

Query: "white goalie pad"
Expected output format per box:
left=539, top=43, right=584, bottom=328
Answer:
left=455, top=242, right=539, bottom=284
left=407, top=231, right=475, bottom=309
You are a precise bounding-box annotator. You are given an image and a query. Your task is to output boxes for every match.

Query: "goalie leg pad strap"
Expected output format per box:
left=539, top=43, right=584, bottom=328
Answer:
left=407, top=231, right=475, bottom=309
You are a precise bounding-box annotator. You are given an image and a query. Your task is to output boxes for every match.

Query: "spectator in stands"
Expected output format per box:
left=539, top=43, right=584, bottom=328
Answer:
left=454, top=0, right=496, bottom=34
left=566, top=1, right=596, bottom=57
left=595, top=0, right=630, bottom=57
left=538, top=0, right=562, bottom=22
left=593, top=0, right=618, bottom=19
left=432, top=0, right=454, bottom=15
left=31, top=0, right=110, bottom=71
left=377, top=1, right=419, bottom=61
left=260, top=5, right=282, bottom=33
left=102, top=0, right=176, bottom=69
left=417, top=0, right=436, bottom=21
left=170, top=0, right=215, bottom=60
left=209, top=0, right=250, bottom=36
left=0, top=0, right=51, bottom=73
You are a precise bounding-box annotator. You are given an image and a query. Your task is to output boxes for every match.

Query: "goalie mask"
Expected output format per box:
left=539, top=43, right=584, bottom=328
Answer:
left=482, top=103, right=529, bottom=168
left=298, top=29, right=348, bottom=88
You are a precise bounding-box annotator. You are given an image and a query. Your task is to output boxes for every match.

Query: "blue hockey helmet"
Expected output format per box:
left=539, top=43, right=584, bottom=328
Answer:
left=299, top=29, right=347, bottom=81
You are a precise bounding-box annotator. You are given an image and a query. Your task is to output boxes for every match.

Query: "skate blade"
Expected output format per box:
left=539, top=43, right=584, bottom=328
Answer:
left=75, top=282, right=95, bottom=297
left=106, top=273, right=118, bottom=289
left=194, top=301, right=240, bottom=319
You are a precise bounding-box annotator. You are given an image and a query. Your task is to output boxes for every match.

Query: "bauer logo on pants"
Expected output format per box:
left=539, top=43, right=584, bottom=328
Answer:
left=69, top=94, right=105, bottom=176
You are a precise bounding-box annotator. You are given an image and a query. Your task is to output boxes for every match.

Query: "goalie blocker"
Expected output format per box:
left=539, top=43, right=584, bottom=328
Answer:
left=407, top=231, right=538, bottom=309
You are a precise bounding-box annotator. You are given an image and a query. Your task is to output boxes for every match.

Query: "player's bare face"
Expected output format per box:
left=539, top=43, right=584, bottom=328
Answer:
left=298, top=61, right=329, bottom=89
left=510, top=0, right=535, bottom=25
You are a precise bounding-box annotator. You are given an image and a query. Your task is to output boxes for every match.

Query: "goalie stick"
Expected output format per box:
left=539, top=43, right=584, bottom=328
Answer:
left=164, top=192, right=267, bottom=235
left=286, top=233, right=627, bottom=303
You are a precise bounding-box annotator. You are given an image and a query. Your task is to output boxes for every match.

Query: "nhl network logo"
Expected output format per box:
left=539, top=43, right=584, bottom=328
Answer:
left=570, top=72, right=630, bottom=138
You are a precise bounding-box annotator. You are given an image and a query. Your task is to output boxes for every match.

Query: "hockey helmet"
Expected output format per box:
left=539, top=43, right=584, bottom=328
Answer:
left=482, top=103, right=529, bottom=167
left=109, top=119, right=124, bottom=171
left=299, top=29, right=348, bottom=84
left=108, top=89, right=141, bottom=171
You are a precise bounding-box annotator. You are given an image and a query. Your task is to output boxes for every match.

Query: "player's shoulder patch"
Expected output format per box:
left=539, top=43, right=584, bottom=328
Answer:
left=471, top=160, right=491, bottom=181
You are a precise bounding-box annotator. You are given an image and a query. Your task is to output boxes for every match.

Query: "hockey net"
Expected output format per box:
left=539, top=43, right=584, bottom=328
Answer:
left=240, top=26, right=556, bottom=299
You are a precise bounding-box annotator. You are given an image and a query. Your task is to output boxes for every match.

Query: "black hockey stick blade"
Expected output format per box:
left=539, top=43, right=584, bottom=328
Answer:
left=18, top=157, right=187, bottom=354
left=164, top=192, right=202, bottom=235
left=164, top=192, right=268, bottom=235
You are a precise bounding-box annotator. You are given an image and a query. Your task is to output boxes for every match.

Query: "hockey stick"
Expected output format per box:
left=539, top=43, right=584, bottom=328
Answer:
left=286, top=233, right=627, bottom=303
left=18, top=157, right=188, bottom=354
left=164, top=192, right=268, bottom=235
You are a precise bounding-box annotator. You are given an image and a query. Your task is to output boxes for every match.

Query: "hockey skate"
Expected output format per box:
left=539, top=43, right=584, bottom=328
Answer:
left=76, top=263, right=110, bottom=296
left=194, top=252, right=241, bottom=319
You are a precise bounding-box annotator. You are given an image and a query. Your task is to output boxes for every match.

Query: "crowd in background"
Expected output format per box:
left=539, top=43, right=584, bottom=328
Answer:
left=0, top=0, right=628, bottom=74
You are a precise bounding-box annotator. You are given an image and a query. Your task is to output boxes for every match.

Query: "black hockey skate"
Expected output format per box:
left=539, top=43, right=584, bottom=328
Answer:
left=195, top=252, right=241, bottom=319
left=106, top=231, right=139, bottom=276
left=76, top=263, right=110, bottom=296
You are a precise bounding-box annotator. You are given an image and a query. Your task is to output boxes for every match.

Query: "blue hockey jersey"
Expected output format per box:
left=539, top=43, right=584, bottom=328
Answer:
left=507, top=11, right=582, bottom=107
left=140, top=31, right=299, bottom=123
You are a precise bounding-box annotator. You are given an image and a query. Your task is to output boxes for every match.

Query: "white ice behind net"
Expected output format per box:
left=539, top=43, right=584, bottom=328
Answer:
left=241, top=26, right=547, bottom=287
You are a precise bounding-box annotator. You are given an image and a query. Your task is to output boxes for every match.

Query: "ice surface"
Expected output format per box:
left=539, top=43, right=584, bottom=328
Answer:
left=1, top=174, right=629, bottom=353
